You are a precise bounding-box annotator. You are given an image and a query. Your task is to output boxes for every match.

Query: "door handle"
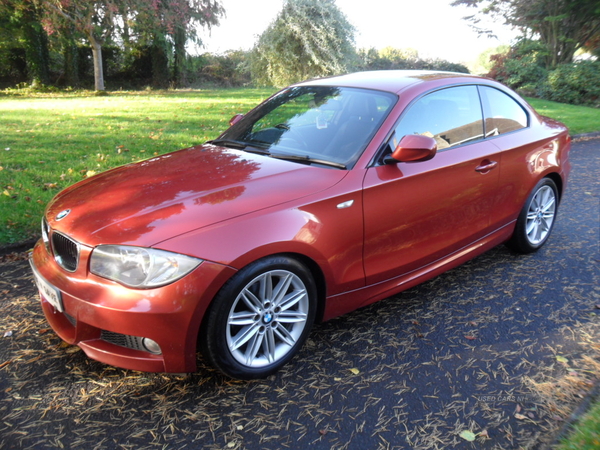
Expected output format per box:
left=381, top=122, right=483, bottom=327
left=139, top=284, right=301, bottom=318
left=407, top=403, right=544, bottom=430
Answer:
left=475, top=160, right=498, bottom=173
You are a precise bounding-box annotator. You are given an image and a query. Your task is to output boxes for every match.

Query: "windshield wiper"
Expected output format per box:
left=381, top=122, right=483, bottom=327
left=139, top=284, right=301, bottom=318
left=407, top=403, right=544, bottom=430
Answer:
left=208, top=139, right=248, bottom=150
left=270, top=152, right=347, bottom=169
left=209, top=140, right=345, bottom=168
left=208, top=139, right=273, bottom=155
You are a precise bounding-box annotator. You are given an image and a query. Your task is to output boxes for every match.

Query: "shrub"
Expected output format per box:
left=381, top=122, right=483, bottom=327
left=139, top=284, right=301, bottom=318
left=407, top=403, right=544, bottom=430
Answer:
left=486, top=39, right=548, bottom=93
left=357, top=47, right=469, bottom=74
left=537, top=61, right=600, bottom=106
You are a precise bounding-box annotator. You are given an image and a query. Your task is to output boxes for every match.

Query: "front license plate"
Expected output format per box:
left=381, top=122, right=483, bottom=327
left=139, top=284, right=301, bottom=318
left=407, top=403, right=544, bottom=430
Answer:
left=29, top=260, right=64, bottom=313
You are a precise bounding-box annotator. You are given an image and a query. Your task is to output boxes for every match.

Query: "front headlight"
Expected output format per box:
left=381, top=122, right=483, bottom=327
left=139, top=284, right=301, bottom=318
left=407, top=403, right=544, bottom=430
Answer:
left=90, top=245, right=202, bottom=288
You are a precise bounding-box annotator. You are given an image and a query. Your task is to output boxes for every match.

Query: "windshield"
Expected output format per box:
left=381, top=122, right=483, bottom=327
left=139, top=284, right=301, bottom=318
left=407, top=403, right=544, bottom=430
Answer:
left=216, top=86, right=397, bottom=169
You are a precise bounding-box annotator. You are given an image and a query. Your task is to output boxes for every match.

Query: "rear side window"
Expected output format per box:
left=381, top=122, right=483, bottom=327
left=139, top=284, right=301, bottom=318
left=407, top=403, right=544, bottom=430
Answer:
left=479, top=86, right=528, bottom=136
left=392, top=86, right=484, bottom=150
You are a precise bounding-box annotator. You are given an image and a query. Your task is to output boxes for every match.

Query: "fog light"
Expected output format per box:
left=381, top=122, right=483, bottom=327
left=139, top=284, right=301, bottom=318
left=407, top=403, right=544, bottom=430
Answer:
left=142, top=338, right=162, bottom=355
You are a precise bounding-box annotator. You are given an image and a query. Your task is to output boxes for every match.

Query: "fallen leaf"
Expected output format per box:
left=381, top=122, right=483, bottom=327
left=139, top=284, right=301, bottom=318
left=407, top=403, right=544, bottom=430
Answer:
left=479, top=429, right=489, bottom=438
left=556, top=355, right=569, bottom=364
left=465, top=335, right=476, bottom=340
left=2, top=190, right=9, bottom=196
left=349, top=368, right=360, bottom=375
left=459, top=430, right=476, bottom=441
left=85, top=170, right=96, bottom=178
left=514, top=413, right=527, bottom=420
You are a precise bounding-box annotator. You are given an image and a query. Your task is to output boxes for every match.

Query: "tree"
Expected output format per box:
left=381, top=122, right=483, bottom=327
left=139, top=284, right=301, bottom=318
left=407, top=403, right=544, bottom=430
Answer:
left=452, top=0, right=600, bottom=68
left=37, top=0, right=224, bottom=90
left=129, top=1, right=224, bottom=87
left=0, top=0, right=51, bottom=85
left=251, top=0, right=356, bottom=87
left=39, top=1, right=119, bottom=90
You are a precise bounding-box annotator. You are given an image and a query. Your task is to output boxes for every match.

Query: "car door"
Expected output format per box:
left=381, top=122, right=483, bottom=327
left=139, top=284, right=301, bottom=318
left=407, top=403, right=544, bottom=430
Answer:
left=362, top=85, right=502, bottom=285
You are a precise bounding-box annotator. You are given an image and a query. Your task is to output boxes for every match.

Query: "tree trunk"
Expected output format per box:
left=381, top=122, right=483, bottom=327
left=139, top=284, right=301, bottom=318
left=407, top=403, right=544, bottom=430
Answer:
left=151, top=34, right=169, bottom=89
left=22, top=8, right=51, bottom=86
left=173, top=27, right=187, bottom=87
left=89, top=34, right=105, bottom=91
left=62, top=34, right=80, bottom=87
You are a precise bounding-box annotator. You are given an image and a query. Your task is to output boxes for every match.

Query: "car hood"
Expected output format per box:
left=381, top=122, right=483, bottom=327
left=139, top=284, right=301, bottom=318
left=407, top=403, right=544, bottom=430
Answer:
left=46, top=144, right=347, bottom=248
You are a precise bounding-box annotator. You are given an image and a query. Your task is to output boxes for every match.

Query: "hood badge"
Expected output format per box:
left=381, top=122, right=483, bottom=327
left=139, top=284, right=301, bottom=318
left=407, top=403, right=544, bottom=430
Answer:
left=55, top=209, right=71, bottom=221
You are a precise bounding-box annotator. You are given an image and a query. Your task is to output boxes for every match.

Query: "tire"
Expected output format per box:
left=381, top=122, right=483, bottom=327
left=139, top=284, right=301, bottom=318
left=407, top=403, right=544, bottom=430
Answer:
left=506, top=177, right=559, bottom=253
left=201, top=256, right=317, bottom=380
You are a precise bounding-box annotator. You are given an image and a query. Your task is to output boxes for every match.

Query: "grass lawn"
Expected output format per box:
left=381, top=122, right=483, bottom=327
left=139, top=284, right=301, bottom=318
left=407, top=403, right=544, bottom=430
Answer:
left=525, top=97, right=600, bottom=135
left=557, top=397, right=600, bottom=450
left=0, top=88, right=275, bottom=245
left=0, top=89, right=598, bottom=246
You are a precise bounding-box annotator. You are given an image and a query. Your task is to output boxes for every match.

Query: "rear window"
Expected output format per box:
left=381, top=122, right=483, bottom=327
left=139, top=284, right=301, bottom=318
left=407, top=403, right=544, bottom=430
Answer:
left=479, top=86, right=528, bottom=136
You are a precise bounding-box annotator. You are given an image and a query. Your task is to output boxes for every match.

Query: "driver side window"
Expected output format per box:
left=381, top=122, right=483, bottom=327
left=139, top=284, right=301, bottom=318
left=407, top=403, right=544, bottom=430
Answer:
left=393, top=86, right=484, bottom=151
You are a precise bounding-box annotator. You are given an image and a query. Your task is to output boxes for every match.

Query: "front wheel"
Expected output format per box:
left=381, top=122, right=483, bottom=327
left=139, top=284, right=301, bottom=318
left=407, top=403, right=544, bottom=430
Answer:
left=507, top=177, right=559, bottom=253
left=201, top=256, right=317, bottom=379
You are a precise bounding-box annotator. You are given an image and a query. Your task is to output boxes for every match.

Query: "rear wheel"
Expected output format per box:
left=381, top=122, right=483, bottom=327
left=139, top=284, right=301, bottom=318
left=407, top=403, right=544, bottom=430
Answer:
left=507, top=177, right=559, bottom=253
left=201, top=256, right=317, bottom=379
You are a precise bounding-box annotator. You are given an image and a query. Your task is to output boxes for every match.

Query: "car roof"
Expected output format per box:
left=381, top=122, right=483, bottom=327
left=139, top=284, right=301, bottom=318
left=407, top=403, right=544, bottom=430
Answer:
left=298, top=70, right=488, bottom=94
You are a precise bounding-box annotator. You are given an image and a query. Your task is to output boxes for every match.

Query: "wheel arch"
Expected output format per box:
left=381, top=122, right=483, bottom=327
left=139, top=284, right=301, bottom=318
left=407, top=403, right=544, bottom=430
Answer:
left=544, top=172, right=563, bottom=202
left=196, top=251, right=328, bottom=349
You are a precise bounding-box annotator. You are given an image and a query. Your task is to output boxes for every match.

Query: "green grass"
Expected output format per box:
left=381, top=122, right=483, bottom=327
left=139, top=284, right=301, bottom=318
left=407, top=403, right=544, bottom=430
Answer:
left=0, top=89, right=598, bottom=246
left=557, top=398, right=600, bottom=450
left=0, top=88, right=275, bottom=245
left=525, top=97, right=600, bottom=135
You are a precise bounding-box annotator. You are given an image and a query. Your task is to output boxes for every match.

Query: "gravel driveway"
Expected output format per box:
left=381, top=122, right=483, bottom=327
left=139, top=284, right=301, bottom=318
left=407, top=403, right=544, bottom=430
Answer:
left=1, top=139, right=598, bottom=450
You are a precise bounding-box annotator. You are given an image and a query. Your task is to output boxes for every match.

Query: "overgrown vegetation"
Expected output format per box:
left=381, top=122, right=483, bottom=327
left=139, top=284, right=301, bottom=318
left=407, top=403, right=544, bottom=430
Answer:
left=486, top=40, right=600, bottom=107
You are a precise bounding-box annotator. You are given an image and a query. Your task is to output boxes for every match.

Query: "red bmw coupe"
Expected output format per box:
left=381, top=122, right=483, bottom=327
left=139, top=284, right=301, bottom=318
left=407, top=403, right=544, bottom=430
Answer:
left=30, top=71, right=571, bottom=379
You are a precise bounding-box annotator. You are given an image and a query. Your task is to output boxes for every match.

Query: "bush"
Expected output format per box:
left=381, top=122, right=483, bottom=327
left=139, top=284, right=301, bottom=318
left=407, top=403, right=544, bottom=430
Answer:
left=486, top=39, right=548, bottom=93
left=538, top=61, right=600, bottom=107
left=357, top=47, right=469, bottom=74
left=190, top=51, right=252, bottom=87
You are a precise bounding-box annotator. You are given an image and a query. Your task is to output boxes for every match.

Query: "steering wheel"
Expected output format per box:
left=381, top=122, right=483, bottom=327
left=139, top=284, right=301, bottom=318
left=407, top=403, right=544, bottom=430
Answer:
left=275, top=124, right=308, bottom=151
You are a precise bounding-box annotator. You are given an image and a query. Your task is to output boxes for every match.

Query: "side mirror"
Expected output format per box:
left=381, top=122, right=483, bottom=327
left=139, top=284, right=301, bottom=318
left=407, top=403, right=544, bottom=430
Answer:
left=384, top=134, right=437, bottom=164
left=229, top=114, right=245, bottom=127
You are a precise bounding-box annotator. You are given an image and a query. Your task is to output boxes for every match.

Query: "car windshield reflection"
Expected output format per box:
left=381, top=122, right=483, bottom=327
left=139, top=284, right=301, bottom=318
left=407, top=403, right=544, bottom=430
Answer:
left=217, top=86, right=397, bottom=169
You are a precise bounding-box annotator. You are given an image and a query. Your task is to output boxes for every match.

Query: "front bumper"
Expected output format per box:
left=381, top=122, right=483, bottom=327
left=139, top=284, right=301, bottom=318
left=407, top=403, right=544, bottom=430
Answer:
left=30, top=240, right=235, bottom=373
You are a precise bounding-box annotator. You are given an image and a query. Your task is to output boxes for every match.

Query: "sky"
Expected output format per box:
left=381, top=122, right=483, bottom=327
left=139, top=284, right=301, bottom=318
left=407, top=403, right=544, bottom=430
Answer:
left=197, top=0, right=520, bottom=65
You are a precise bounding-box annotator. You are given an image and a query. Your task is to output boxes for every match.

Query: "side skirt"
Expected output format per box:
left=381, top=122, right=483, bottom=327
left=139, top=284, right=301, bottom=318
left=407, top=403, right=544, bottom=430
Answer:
left=322, top=222, right=515, bottom=321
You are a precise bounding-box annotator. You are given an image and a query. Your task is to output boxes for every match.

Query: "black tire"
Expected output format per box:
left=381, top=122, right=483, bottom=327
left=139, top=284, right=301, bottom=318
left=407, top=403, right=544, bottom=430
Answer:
left=201, top=255, right=317, bottom=380
left=506, top=177, right=559, bottom=253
